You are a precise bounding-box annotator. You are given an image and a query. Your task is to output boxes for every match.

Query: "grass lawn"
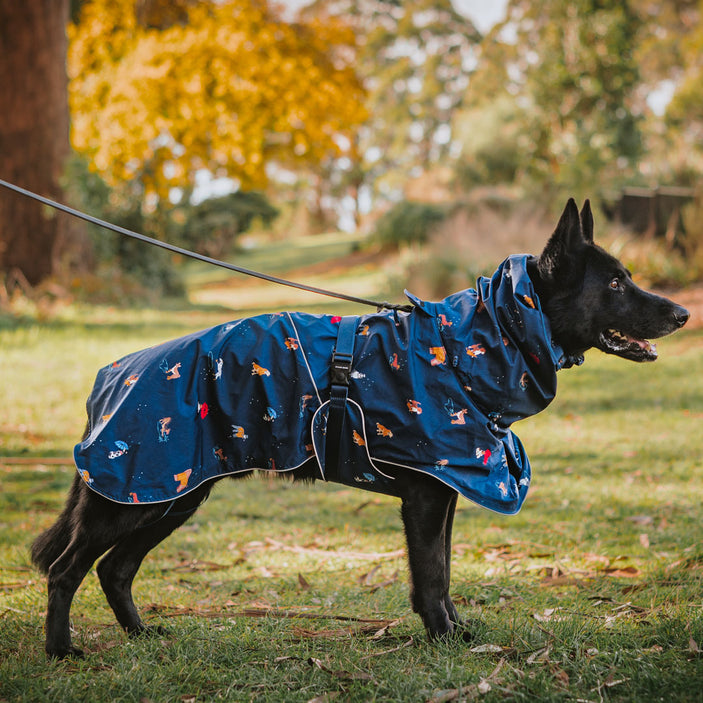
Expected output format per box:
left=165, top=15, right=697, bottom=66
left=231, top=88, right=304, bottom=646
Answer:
left=1, top=239, right=702, bottom=701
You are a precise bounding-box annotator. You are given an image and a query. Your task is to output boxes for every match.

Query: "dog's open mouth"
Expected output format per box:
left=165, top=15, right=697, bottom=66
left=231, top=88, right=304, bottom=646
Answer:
left=598, top=329, right=658, bottom=362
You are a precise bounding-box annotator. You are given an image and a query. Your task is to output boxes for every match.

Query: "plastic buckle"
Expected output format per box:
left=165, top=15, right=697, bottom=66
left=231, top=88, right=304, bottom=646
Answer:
left=330, top=351, right=353, bottom=386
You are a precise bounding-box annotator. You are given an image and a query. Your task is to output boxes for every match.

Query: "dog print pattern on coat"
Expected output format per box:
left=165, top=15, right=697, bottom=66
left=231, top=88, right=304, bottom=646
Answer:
left=75, top=255, right=568, bottom=514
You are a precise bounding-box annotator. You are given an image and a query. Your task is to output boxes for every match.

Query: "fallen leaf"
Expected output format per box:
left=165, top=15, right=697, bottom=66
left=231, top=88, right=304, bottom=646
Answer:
left=639, top=534, right=650, bottom=549
left=426, top=689, right=460, bottom=703
left=526, top=647, right=550, bottom=665
left=369, top=618, right=402, bottom=639
left=533, top=608, right=565, bottom=622
left=477, top=680, right=491, bottom=693
left=292, top=619, right=398, bottom=640
left=263, top=538, right=404, bottom=561
left=603, top=675, right=629, bottom=688
left=689, top=637, right=702, bottom=654
left=298, top=573, right=311, bottom=590
left=368, top=572, right=399, bottom=593
left=553, top=668, right=570, bottom=686
left=358, top=565, right=381, bottom=586
left=657, top=518, right=669, bottom=531
left=307, top=694, right=340, bottom=703
left=587, top=596, right=615, bottom=605
left=612, top=601, right=647, bottom=615
left=171, top=559, right=230, bottom=572
left=353, top=498, right=382, bottom=513
left=360, top=637, right=413, bottom=658
left=470, top=643, right=503, bottom=654
left=604, top=565, right=641, bottom=578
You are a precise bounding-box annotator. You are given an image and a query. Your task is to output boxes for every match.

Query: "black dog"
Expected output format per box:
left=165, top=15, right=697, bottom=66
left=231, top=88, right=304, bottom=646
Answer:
left=32, top=199, right=689, bottom=659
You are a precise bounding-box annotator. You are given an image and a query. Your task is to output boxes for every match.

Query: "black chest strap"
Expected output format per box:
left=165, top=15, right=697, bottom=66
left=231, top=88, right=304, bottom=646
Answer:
left=323, top=316, right=358, bottom=482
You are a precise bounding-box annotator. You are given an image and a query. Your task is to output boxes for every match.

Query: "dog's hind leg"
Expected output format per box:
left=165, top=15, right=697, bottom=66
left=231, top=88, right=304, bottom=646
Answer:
left=96, top=485, right=211, bottom=638
left=44, top=521, right=131, bottom=658
left=400, top=473, right=463, bottom=640
left=438, top=491, right=480, bottom=642
left=441, top=490, right=461, bottom=624
left=40, top=483, right=173, bottom=659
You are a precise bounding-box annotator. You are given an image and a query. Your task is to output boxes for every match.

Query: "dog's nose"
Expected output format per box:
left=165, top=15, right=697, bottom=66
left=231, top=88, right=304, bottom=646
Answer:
left=673, top=305, right=690, bottom=327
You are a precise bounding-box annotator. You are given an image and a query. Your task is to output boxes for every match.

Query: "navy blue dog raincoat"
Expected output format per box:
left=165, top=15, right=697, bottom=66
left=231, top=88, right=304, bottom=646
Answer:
left=75, top=255, right=570, bottom=514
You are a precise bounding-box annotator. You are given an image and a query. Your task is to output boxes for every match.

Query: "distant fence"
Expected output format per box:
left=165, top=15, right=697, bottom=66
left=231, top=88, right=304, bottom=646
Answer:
left=602, top=186, right=695, bottom=241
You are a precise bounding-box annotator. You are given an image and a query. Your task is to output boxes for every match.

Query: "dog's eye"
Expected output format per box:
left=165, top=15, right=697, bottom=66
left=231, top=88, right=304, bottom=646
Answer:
left=609, top=278, right=620, bottom=290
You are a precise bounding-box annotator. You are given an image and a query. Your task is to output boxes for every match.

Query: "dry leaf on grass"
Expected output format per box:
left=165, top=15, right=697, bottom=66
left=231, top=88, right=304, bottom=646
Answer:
left=263, top=537, right=404, bottom=561
left=526, top=647, right=551, bottom=665
left=358, top=565, right=381, bottom=585
left=533, top=608, right=566, bottom=623
left=604, top=565, right=641, bottom=578
left=307, top=693, right=340, bottom=703
left=426, top=689, right=461, bottom=703
left=427, top=659, right=506, bottom=702
left=470, top=643, right=503, bottom=654
left=369, top=618, right=402, bottom=639
left=142, top=603, right=399, bottom=631
left=292, top=617, right=401, bottom=641
left=592, top=674, right=630, bottom=694
left=360, top=636, right=414, bottom=659
left=170, top=559, right=233, bottom=572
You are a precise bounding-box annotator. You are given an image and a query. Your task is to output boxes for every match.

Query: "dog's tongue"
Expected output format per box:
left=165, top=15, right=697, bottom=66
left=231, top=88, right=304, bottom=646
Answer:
left=613, top=329, right=655, bottom=351
left=605, top=329, right=658, bottom=360
left=633, top=337, right=657, bottom=358
left=633, top=336, right=656, bottom=354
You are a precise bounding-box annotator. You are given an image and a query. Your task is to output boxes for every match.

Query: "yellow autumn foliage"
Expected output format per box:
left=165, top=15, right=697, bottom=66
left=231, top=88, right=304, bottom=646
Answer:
left=68, top=0, right=367, bottom=200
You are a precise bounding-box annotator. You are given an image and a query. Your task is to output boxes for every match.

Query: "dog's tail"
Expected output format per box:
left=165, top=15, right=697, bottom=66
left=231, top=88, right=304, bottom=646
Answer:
left=31, top=473, right=82, bottom=574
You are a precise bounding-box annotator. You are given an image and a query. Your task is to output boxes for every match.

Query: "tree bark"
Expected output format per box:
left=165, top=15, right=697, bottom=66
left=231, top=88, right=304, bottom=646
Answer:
left=0, top=0, right=72, bottom=285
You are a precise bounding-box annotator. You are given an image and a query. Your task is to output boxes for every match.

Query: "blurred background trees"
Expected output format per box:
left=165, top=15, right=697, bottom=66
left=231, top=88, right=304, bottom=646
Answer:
left=462, top=0, right=644, bottom=195
left=0, top=0, right=74, bottom=286
left=1, top=0, right=702, bottom=295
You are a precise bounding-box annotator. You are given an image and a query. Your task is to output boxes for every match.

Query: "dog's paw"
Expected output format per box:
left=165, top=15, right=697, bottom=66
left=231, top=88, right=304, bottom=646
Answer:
left=453, top=618, right=485, bottom=644
left=47, top=644, right=85, bottom=660
left=127, top=624, right=168, bottom=639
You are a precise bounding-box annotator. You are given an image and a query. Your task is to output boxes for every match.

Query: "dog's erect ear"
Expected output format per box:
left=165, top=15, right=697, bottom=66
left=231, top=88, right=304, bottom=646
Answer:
left=580, top=199, right=594, bottom=243
left=538, top=198, right=587, bottom=281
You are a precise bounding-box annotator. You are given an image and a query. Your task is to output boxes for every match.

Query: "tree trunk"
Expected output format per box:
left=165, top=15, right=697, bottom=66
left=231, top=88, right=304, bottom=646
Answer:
left=0, top=0, right=72, bottom=285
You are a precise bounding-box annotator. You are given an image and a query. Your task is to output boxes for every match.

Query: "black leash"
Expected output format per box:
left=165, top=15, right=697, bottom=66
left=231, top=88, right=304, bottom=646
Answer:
left=0, top=178, right=412, bottom=312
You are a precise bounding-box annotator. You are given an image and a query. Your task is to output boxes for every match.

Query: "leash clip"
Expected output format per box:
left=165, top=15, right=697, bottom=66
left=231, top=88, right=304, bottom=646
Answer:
left=330, top=350, right=353, bottom=386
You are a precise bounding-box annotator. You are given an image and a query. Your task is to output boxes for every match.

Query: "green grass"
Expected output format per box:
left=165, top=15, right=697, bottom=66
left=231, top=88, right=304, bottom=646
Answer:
left=1, top=240, right=703, bottom=701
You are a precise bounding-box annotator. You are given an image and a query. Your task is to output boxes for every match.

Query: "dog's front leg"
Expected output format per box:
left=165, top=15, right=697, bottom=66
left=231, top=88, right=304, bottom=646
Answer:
left=400, top=474, right=462, bottom=640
